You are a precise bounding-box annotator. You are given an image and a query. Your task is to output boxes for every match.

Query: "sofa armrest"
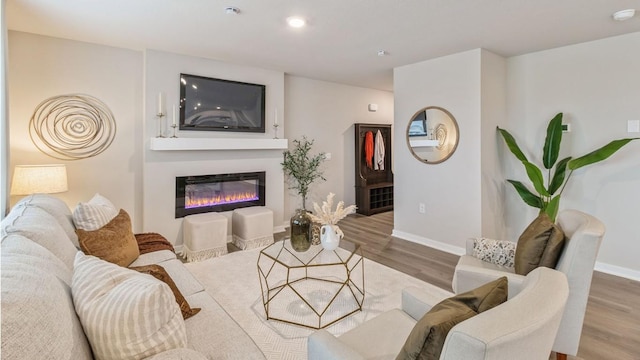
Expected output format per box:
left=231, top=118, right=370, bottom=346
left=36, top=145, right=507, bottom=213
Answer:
left=143, top=348, right=208, bottom=360
left=308, top=329, right=365, bottom=360
left=453, top=256, right=525, bottom=298
left=466, top=238, right=475, bottom=255
left=401, top=286, right=452, bottom=321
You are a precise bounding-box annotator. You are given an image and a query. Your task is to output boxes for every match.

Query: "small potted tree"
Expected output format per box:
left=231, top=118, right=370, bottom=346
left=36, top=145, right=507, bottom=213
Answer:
left=282, top=136, right=326, bottom=251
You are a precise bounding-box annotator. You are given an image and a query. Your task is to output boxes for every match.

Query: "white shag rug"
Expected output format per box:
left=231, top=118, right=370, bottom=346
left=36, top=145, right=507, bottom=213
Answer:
left=184, top=246, right=450, bottom=360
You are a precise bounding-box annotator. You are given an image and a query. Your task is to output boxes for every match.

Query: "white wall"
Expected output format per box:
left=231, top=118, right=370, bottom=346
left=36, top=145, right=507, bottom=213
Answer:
left=506, top=32, right=640, bottom=278
left=480, top=50, right=508, bottom=239
left=142, top=50, right=286, bottom=246
left=1, top=0, right=8, bottom=217
left=393, top=49, right=484, bottom=253
left=284, top=76, right=393, bottom=217
left=8, top=31, right=143, bottom=228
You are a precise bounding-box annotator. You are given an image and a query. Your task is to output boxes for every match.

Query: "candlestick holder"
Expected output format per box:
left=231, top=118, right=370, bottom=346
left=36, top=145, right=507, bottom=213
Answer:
left=170, top=124, right=178, bottom=138
left=273, top=123, right=279, bottom=139
left=156, top=113, right=166, bottom=138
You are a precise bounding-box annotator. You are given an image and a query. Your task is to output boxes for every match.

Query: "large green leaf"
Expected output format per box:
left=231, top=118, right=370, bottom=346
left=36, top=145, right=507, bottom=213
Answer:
left=568, top=138, right=639, bottom=170
left=497, top=127, right=528, bottom=162
left=545, top=195, right=561, bottom=221
left=507, top=180, right=543, bottom=209
left=543, top=113, right=563, bottom=169
left=548, top=156, right=572, bottom=195
left=522, top=161, right=549, bottom=196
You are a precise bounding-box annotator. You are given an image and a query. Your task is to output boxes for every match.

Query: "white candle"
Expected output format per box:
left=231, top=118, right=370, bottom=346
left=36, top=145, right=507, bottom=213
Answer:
left=275, top=107, right=278, bottom=126
left=157, top=92, right=164, bottom=115
left=172, top=105, right=177, bottom=126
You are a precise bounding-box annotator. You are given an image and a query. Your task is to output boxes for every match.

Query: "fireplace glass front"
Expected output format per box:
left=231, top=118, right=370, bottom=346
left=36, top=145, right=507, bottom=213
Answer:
left=175, top=171, right=265, bottom=218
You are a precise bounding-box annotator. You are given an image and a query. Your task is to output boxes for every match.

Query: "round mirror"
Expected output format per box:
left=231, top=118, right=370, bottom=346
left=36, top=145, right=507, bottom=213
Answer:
left=406, top=106, right=459, bottom=164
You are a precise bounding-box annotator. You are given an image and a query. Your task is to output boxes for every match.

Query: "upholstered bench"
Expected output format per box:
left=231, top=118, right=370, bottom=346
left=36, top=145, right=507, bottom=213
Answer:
left=232, top=207, right=274, bottom=250
left=182, top=212, right=228, bottom=262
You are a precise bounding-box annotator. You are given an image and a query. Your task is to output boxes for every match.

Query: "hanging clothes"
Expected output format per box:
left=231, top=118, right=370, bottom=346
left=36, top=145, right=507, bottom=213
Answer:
left=374, top=130, right=385, bottom=170
left=364, top=131, right=374, bottom=169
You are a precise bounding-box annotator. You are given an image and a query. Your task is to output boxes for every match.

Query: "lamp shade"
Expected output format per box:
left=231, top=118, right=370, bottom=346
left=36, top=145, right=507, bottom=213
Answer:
left=10, top=164, right=68, bottom=195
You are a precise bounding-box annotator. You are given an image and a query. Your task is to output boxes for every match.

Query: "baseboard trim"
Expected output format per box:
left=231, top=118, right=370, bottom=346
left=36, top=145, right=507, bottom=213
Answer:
left=391, top=229, right=465, bottom=256
left=392, top=230, right=640, bottom=282
left=595, top=262, right=640, bottom=282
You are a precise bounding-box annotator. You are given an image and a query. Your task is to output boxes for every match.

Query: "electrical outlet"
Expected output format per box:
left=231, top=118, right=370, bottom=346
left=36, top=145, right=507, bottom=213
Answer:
left=419, top=203, right=426, bottom=214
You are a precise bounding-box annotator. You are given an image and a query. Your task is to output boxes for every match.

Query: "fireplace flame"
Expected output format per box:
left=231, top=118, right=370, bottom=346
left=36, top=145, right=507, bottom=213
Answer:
left=185, top=191, right=259, bottom=209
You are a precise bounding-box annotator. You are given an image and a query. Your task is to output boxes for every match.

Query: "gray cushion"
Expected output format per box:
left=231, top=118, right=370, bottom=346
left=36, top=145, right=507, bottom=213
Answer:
left=1, top=236, right=92, bottom=360
left=184, top=291, right=266, bottom=359
left=1, top=206, right=78, bottom=270
left=14, top=194, right=79, bottom=247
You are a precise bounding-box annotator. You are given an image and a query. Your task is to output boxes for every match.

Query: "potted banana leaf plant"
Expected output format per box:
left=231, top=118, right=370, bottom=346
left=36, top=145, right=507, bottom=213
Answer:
left=498, top=112, right=638, bottom=221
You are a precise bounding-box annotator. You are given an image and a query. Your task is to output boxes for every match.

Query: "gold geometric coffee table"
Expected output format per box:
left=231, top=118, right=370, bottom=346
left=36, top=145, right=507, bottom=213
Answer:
left=257, top=238, right=365, bottom=329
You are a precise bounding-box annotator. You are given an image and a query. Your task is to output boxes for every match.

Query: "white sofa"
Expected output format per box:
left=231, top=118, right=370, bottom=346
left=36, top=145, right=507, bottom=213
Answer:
left=1, top=194, right=265, bottom=360
left=308, top=267, right=569, bottom=360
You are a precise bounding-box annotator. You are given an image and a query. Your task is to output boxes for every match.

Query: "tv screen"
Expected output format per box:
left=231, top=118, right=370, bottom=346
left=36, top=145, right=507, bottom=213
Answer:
left=408, top=111, right=428, bottom=137
left=179, top=73, right=266, bottom=133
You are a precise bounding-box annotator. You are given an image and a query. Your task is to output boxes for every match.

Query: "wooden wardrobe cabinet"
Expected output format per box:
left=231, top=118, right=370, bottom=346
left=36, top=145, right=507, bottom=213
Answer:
left=354, top=123, right=393, bottom=215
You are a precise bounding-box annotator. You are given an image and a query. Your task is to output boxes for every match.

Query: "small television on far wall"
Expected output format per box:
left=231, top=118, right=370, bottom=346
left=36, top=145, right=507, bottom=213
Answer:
left=408, top=110, right=428, bottom=137
left=179, top=73, right=266, bottom=133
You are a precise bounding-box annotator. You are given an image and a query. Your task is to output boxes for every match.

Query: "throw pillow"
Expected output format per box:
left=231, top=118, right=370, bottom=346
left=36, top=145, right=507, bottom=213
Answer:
left=72, top=193, right=119, bottom=231
left=472, top=237, right=516, bottom=268
left=77, top=209, right=140, bottom=267
left=130, top=264, right=201, bottom=320
left=396, top=277, right=508, bottom=360
left=71, top=252, right=187, bottom=360
left=514, top=214, right=565, bottom=275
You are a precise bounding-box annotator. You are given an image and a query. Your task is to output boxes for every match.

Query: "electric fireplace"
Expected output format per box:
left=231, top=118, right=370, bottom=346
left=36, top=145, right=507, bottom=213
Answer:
left=175, top=171, right=265, bottom=218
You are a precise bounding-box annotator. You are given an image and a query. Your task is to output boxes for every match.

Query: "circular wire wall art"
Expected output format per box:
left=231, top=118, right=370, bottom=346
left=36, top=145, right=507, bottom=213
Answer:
left=29, top=94, right=116, bottom=160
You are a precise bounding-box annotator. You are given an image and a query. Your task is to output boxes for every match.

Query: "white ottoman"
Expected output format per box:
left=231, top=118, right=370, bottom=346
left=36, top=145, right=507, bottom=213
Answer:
left=232, top=206, right=274, bottom=250
left=182, top=212, right=228, bottom=262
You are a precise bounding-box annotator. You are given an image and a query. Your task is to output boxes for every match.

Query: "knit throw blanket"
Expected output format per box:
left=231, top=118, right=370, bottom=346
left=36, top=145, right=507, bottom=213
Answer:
left=135, top=232, right=175, bottom=255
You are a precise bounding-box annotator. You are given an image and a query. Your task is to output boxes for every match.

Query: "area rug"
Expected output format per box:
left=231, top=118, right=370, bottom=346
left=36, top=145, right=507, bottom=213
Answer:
left=184, top=246, right=451, bottom=360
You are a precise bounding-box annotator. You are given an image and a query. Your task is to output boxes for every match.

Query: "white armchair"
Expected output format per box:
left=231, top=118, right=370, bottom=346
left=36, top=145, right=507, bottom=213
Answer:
left=453, top=209, right=605, bottom=360
left=308, top=267, right=569, bottom=360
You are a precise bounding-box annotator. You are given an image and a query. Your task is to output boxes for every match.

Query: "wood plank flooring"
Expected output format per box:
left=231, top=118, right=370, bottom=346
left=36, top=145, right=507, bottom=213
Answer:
left=337, top=211, right=640, bottom=360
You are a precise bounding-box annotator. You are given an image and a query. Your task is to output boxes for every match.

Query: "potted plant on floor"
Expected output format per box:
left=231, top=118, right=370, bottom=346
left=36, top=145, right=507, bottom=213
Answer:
left=498, top=112, right=638, bottom=221
left=282, top=136, right=326, bottom=251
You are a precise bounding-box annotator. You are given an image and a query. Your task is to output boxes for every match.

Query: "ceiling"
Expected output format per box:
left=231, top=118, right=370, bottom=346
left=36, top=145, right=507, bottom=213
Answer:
left=6, top=0, right=640, bottom=91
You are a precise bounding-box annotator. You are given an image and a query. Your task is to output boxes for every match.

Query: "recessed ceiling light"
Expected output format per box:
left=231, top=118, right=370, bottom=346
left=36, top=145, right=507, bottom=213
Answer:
left=377, top=50, right=387, bottom=57
left=225, top=6, right=240, bottom=15
left=612, top=9, right=635, bottom=21
left=287, top=16, right=306, bottom=28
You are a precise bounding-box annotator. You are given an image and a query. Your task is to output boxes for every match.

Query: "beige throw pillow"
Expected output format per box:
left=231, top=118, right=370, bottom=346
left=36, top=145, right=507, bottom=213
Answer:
left=130, top=264, right=201, bottom=320
left=396, top=277, right=508, bottom=360
left=514, top=214, right=565, bottom=275
left=71, top=252, right=187, bottom=360
left=77, top=209, right=140, bottom=267
left=72, top=193, right=119, bottom=231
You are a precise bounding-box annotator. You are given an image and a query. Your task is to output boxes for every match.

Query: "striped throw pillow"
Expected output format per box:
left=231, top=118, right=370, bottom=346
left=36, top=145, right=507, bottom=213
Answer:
left=72, top=193, right=119, bottom=231
left=71, top=252, right=187, bottom=360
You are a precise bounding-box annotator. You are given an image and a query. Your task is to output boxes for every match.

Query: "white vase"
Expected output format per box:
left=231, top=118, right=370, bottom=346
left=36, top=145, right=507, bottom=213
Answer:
left=320, top=224, right=342, bottom=251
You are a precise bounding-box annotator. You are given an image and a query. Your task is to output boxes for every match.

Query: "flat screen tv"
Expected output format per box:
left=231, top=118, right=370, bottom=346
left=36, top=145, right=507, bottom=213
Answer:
left=179, top=73, right=266, bottom=133
left=408, top=110, right=428, bottom=137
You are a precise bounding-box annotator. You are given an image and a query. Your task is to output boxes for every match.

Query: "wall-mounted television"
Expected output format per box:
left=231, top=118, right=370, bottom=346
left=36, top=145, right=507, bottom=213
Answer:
left=179, top=73, right=266, bottom=133
left=408, top=110, right=428, bottom=137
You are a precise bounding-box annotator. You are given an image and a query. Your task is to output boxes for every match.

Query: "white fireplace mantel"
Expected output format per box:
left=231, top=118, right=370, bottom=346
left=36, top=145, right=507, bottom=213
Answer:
left=149, top=137, right=288, bottom=151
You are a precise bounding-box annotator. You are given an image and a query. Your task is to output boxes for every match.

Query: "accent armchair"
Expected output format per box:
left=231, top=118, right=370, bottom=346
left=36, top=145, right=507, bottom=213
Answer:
left=452, top=209, right=605, bottom=360
left=308, top=267, right=569, bottom=360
